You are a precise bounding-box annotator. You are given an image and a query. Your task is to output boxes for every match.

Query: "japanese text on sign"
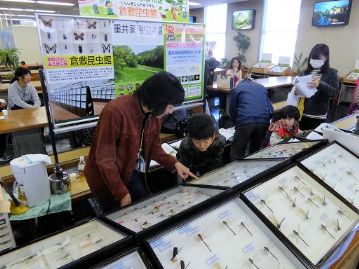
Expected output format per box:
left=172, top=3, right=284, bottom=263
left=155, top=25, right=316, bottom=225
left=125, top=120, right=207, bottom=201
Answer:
left=45, top=55, right=113, bottom=69
left=46, top=66, right=114, bottom=83
left=113, top=23, right=162, bottom=35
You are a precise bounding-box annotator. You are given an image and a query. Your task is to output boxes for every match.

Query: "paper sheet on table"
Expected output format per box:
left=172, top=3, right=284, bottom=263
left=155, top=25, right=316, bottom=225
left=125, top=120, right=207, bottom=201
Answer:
left=286, top=87, right=299, bottom=107
left=169, top=140, right=182, bottom=149
left=292, top=75, right=317, bottom=98
left=219, top=127, right=235, bottom=141
left=150, top=143, right=177, bottom=168
left=305, top=131, right=323, bottom=140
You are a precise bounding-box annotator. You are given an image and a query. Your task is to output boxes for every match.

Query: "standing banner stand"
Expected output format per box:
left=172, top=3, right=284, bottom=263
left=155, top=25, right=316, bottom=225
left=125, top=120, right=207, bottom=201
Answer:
left=36, top=7, right=205, bottom=166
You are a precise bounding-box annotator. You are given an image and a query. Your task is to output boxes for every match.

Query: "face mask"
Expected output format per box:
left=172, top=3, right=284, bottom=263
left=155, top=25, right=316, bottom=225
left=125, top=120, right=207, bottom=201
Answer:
left=310, top=59, right=325, bottom=69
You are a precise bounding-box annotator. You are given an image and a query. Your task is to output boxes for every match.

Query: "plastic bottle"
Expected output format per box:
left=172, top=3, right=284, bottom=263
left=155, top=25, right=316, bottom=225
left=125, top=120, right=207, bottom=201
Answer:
left=78, top=156, right=86, bottom=179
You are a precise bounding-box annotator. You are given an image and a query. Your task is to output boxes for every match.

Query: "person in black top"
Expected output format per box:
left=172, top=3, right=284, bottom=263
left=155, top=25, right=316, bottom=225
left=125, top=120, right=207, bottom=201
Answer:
left=299, top=43, right=339, bottom=130
left=176, top=114, right=226, bottom=176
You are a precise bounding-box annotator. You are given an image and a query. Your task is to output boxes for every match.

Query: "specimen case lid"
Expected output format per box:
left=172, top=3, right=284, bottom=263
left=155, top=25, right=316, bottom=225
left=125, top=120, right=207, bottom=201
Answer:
left=184, top=158, right=289, bottom=191
left=102, top=185, right=229, bottom=239
left=245, top=140, right=327, bottom=160
left=0, top=218, right=133, bottom=269
left=241, top=164, right=359, bottom=267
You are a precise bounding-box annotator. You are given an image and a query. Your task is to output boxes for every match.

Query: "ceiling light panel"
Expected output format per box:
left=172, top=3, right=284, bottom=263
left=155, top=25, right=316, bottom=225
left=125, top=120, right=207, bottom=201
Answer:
left=37, top=1, right=74, bottom=6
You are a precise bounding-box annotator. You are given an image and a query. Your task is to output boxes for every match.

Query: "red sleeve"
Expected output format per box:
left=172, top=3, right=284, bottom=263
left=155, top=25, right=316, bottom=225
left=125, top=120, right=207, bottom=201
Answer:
left=150, top=119, right=177, bottom=170
left=95, top=108, right=128, bottom=201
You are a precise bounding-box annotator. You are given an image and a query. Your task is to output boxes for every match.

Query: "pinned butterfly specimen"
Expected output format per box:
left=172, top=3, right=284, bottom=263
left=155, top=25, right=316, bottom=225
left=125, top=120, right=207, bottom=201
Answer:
left=44, top=43, right=57, bottom=54
left=74, top=32, right=84, bottom=41
left=102, top=43, right=111, bottom=53
left=41, top=18, right=53, bottom=28
left=87, top=20, right=97, bottom=29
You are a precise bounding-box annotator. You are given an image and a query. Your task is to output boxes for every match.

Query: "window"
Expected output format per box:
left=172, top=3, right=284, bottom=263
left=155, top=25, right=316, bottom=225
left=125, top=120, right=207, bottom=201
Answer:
left=260, top=0, right=302, bottom=65
left=205, top=4, right=227, bottom=61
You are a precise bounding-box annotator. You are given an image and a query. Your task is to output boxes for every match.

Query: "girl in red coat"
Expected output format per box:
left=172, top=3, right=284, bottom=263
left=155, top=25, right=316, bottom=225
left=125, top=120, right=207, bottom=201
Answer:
left=268, top=105, right=301, bottom=145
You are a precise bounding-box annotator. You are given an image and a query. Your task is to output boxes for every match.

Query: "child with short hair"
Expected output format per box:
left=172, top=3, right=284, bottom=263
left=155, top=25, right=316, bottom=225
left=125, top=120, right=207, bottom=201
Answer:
left=268, top=105, right=301, bottom=145
left=176, top=114, right=226, bottom=176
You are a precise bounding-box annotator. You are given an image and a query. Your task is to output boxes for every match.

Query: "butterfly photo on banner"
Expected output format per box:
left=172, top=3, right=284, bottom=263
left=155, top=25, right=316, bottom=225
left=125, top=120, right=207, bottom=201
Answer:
left=44, top=43, right=57, bottom=54
left=41, top=18, right=53, bottom=28
left=102, top=43, right=111, bottom=53
left=74, top=32, right=84, bottom=41
left=87, top=20, right=97, bottom=29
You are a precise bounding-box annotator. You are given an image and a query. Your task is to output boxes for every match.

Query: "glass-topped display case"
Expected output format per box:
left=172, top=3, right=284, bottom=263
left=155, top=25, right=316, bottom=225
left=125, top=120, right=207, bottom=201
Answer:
left=103, top=186, right=223, bottom=237
left=243, top=166, right=359, bottom=267
left=0, top=219, right=130, bottom=269
left=185, top=159, right=286, bottom=190
left=300, top=142, right=359, bottom=211
left=146, top=198, right=308, bottom=269
left=245, top=141, right=325, bottom=160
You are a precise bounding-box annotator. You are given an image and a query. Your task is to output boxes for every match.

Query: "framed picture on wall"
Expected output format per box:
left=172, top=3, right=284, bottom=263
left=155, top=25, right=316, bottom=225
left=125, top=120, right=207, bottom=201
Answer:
left=232, top=9, right=256, bottom=30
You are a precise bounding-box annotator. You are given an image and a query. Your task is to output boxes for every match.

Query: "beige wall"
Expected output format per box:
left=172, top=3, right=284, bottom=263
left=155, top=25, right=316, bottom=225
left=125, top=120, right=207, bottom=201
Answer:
left=13, top=25, right=42, bottom=66
left=190, top=8, right=204, bottom=23
left=295, top=0, right=359, bottom=76
left=225, top=0, right=263, bottom=67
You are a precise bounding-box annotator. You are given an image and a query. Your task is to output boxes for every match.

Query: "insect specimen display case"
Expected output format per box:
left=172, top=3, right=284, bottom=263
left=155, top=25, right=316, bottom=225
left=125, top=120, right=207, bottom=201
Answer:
left=299, top=142, right=359, bottom=212
left=0, top=219, right=132, bottom=269
left=102, top=186, right=227, bottom=239
left=144, top=197, right=310, bottom=269
left=245, top=140, right=326, bottom=160
left=184, top=159, right=289, bottom=191
left=241, top=164, right=359, bottom=267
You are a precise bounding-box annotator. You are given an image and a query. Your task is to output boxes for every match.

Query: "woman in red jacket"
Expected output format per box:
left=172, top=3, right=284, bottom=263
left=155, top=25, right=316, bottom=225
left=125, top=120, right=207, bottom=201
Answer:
left=85, top=72, right=196, bottom=212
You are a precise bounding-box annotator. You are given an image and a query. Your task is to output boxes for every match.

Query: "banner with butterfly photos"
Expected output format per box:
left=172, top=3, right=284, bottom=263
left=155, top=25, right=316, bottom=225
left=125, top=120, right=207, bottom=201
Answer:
left=37, top=14, right=115, bottom=123
left=78, top=0, right=189, bottom=23
left=36, top=14, right=204, bottom=124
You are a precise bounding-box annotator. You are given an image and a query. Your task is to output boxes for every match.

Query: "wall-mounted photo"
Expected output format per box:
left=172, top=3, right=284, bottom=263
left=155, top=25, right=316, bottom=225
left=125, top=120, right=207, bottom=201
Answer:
left=232, top=9, right=256, bottom=30
left=312, top=0, right=351, bottom=27
left=113, top=44, right=164, bottom=96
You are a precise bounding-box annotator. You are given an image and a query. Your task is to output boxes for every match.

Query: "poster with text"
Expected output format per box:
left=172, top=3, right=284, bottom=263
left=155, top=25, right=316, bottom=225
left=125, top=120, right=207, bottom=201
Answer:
left=164, top=23, right=204, bottom=101
left=38, top=15, right=115, bottom=123
left=112, top=20, right=163, bottom=96
left=79, top=0, right=189, bottom=23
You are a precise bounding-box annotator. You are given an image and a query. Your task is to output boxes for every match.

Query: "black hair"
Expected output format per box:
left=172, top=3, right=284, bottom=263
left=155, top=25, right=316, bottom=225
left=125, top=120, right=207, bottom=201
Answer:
left=20, top=61, right=26, bottom=65
left=10, top=67, right=31, bottom=84
left=304, top=43, right=330, bottom=75
left=188, top=114, right=216, bottom=140
left=229, top=57, right=242, bottom=70
left=272, top=105, right=300, bottom=122
left=134, top=71, right=184, bottom=116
